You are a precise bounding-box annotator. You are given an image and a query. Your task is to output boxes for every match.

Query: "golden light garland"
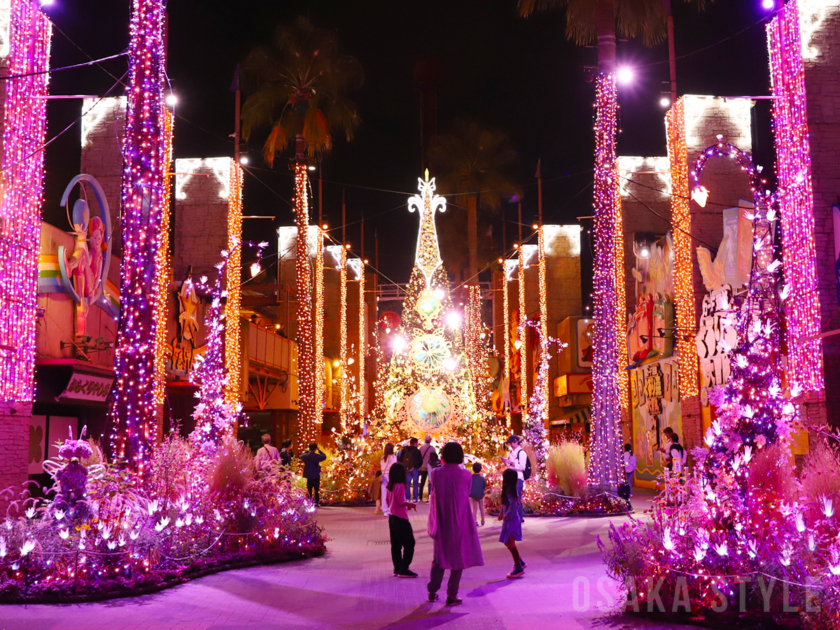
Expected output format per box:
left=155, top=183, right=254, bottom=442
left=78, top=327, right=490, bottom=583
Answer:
left=612, top=170, right=629, bottom=410
left=666, top=98, right=699, bottom=398
left=538, top=227, right=549, bottom=420
left=224, top=161, right=243, bottom=405
left=339, top=245, right=349, bottom=430
left=466, top=285, right=484, bottom=400
left=358, top=260, right=366, bottom=418
left=503, top=261, right=512, bottom=426
left=314, top=228, right=324, bottom=427
left=153, top=109, right=173, bottom=407
left=294, top=163, right=316, bottom=448
left=518, top=253, right=528, bottom=413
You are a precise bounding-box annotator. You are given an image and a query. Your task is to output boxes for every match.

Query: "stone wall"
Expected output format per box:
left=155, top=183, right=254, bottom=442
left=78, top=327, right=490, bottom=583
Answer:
left=80, top=97, right=126, bottom=255
left=173, top=158, right=234, bottom=283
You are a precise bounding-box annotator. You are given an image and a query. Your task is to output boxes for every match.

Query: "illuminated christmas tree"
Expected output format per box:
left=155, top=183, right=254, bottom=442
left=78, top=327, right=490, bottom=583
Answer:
left=370, top=174, right=504, bottom=455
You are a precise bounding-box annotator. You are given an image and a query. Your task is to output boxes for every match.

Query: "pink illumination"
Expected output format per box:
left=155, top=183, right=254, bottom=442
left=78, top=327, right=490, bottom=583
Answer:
left=109, top=0, right=167, bottom=475
left=588, top=73, right=624, bottom=489
left=767, top=1, right=825, bottom=394
left=0, top=0, right=51, bottom=407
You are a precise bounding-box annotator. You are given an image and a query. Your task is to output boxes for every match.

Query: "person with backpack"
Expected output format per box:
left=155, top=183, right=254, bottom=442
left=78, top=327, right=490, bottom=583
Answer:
left=418, top=435, right=436, bottom=502
left=401, top=437, right=422, bottom=503
left=669, top=433, right=687, bottom=475
left=498, top=468, right=526, bottom=579
left=504, top=435, right=529, bottom=523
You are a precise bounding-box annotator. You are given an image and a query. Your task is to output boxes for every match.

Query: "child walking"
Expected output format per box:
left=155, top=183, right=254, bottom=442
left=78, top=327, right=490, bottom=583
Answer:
left=499, top=468, right=526, bottom=579
left=469, top=462, right=487, bottom=526
left=387, top=462, right=418, bottom=578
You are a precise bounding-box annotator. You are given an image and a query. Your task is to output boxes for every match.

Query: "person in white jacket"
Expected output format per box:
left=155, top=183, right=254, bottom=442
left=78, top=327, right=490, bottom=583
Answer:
left=380, top=442, right=398, bottom=517
left=503, top=435, right=528, bottom=522
left=623, top=444, right=637, bottom=496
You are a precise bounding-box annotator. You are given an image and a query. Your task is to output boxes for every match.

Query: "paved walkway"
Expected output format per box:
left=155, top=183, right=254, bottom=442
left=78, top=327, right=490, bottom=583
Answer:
left=3, top=491, right=694, bottom=630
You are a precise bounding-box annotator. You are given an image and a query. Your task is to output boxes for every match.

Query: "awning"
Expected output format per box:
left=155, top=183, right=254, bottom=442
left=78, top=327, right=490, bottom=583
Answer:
left=550, top=407, right=591, bottom=427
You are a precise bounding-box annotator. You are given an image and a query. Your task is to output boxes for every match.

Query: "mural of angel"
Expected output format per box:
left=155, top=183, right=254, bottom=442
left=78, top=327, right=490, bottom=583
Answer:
left=57, top=175, right=113, bottom=338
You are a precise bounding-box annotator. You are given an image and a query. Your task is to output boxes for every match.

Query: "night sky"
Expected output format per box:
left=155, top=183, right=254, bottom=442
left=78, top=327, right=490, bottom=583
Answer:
left=41, top=0, right=775, bottom=303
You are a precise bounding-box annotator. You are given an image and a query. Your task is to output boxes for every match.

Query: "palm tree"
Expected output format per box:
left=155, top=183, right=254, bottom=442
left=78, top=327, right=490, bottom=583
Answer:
left=518, top=0, right=682, bottom=71
left=241, top=16, right=363, bottom=166
left=429, top=121, right=522, bottom=287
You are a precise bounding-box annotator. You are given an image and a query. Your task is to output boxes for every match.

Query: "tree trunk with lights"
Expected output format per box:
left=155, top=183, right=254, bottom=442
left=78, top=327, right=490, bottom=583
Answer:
left=108, top=0, right=166, bottom=477
left=467, top=194, right=478, bottom=286
left=294, top=134, right=317, bottom=451
left=588, top=0, right=624, bottom=489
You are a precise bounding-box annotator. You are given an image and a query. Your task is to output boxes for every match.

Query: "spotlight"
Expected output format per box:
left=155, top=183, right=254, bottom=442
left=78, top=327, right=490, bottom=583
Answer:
left=761, top=0, right=774, bottom=9
left=446, top=312, right=461, bottom=329
left=322, top=223, right=329, bottom=230
left=345, top=243, right=351, bottom=250
left=308, top=165, right=317, bottom=171
left=393, top=336, right=407, bottom=352
left=333, top=360, right=341, bottom=368
left=434, top=288, right=445, bottom=300
left=239, top=156, right=249, bottom=165
left=165, top=93, right=178, bottom=107
left=640, top=247, right=650, bottom=259
left=659, top=97, right=670, bottom=108
left=443, top=357, right=457, bottom=371
left=532, top=224, right=539, bottom=230
left=617, top=67, right=633, bottom=84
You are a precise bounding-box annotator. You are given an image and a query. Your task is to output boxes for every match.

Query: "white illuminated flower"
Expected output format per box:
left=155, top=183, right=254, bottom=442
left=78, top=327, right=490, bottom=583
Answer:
left=717, top=339, right=731, bottom=353
left=129, top=530, right=140, bottom=541
left=714, top=542, right=728, bottom=557
left=663, top=528, right=675, bottom=551
left=796, top=513, right=806, bottom=533
left=743, top=405, right=755, bottom=419
left=783, top=402, right=796, bottom=416
left=118, top=535, right=126, bottom=547
left=148, top=500, right=159, bottom=515
left=780, top=547, right=792, bottom=566
left=766, top=208, right=776, bottom=222
left=693, top=547, right=706, bottom=563
left=274, top=528, right=280, bottom=539
left=1, top=538, right=7, bottom=557
left=830, top=565, right=840, bottom=576
left=107, top=541, right=117, bottom=551
left=25, top=507, right=35, bottom=519
left=712, top=420, right=722, bottom=436
left=732, top=455, right=742, bottom=472
left=809, top=535, right=816, bottom=552
left=243, top=499, right=250, bottom=510
left=767, top=259, right=782, bottom=273
left=155, top=517, right=170, bottom=532
left=101, top=526, right=112, bottom=540
left=175, top=518, right=185, bottom=528
left=734, top=522, right=743, bottom=532
left=736, top=355, right=748, bottom=369
left=791, top=383, right=803, bottom=398
left=59, top=529, right=70, bottom=540
left=822, top=496, right=835, bottom=518
left=704, top=430, right=715, bottom=448
left=743, top=445, right=753, bottom=464
left=54, top=510, right=65, bottom=522
left=195, top=515, right=204, bottom=525
left=20, top=540, right=35, bottom=556
left=185, top=514, right=193, bottom=526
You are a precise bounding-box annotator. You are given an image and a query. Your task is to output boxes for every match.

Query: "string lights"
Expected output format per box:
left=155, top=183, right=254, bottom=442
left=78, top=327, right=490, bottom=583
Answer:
left=109, top=0, right=167, bottom=476
left=358, top=258, right=366, bottom=417
left=767, top=0, right=825, bottom=395
left=666, top=98, right=700, bottom=399
left=503, top=260, right=514, bottom=424
left=314, top=228, right=324, bottom=427
left=588, top=73, right=624, bottom=489
left=224, top=161, right=243, bottom=404
left=538, top=228, right=550, bottom=419
left=152, top=109, right=174, bottom=408
left=294, top=163, right=316, bottom=449
left=518, top=251, right=528, bottom=414
left=339, top=245, right=349, bottom=429
left=0, top=0, right=50, bottom=409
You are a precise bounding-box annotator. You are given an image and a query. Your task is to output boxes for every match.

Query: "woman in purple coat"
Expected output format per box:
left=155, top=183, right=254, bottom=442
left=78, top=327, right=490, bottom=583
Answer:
left=427, top=442, right=484, bottom=606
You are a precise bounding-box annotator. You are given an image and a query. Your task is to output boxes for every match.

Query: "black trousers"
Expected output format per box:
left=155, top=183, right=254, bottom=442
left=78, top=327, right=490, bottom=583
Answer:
left=388, top=515, right=415, bottom=574
left=419, top=470, right=429, bottom=499
left=306, top=478, right=321, bottom=505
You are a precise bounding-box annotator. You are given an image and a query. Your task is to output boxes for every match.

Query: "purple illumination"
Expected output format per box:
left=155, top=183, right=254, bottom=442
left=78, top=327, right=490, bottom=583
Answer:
left=0, top=0, right=51, bottom=408
left=109, top=0, right=167, bottom=477
left=767, top=0, right=825, bottom=394
left=588, top=74, right=624, bottom=489
left=762, top=0, right=775, bottom=10
left=616, top=67, right=633, bottom=84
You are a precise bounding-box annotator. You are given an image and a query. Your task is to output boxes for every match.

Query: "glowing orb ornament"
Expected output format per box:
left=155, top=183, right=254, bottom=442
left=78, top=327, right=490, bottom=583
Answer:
left=411, top=334, right=451, bottom=374
left=407, top=387, right=453, bottom=433
left=414, top=288, right=443, bottom=325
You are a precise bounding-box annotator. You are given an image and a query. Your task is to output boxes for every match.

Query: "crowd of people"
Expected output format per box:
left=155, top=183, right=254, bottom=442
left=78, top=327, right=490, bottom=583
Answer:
left=378, top=434, right=531, bottom=606
left=251, top=431, right=536, bottom=605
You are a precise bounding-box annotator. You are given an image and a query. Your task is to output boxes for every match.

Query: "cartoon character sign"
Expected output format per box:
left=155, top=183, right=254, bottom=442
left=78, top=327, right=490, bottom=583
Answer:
left=57, top=175, right=113, bottom=337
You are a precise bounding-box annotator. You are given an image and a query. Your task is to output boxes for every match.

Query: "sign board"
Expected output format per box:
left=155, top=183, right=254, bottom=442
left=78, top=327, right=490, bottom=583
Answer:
left=554, top=373, right=593, bottom=397
left=58, top=373, right=113, bottom=402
